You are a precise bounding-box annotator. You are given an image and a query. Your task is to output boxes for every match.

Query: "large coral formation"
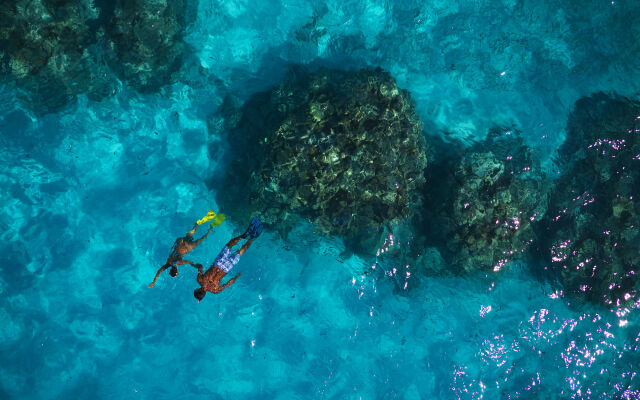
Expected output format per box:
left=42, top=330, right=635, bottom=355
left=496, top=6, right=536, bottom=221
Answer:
left=0, top=0, right=115, bottom=112
left=543, top=93, right=640, bottom=309
left=104, top=0, right=191, bottom=91
left=417, top=131, right=548, bottom=274
left=216, top=67, right=427, bottom=252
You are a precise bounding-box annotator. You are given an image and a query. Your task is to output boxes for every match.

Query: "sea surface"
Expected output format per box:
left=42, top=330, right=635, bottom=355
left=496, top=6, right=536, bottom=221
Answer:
left=1, top=1, right=639, bottom=399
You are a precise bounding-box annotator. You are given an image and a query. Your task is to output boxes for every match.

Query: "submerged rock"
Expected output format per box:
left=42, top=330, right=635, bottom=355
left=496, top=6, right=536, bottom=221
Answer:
left=543, top=93, right=640, bottom=309
left=417, top=130, right=548, bottom=274
left=214, top=67, right=428, bottom=253
left=0, top=0, right=194, bottom=113
left=104, top=0, right=193, bottom=91
left=0, top=0, right=116, bottom=112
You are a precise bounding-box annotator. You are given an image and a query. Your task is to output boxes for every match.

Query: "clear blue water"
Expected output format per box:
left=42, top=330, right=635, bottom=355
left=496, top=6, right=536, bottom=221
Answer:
left=1, top=0, right=640, bottom=399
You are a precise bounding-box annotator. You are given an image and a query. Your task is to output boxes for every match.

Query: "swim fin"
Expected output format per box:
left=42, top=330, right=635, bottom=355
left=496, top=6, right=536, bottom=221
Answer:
left=197, top=210, right=216, bottom=225
left=245, top=216, right=263, bottom=239
left=210, top=213, right=226, bottom=227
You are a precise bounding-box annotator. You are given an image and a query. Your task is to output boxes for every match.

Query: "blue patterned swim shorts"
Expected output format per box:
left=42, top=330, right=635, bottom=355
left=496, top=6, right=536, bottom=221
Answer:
left=214, top=246, right=241, bottom=273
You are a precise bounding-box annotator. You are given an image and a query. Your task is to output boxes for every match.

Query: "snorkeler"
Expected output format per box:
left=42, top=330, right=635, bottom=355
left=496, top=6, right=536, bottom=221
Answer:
left=193, top=217, right=263, bottom=301
left=148, top=222, right=213, bottom=288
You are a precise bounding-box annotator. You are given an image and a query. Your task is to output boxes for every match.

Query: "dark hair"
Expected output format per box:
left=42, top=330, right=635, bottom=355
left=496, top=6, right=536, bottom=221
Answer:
left=194, top=288, right=206, bottom=300
left=169, top=266, right=178, bottom=277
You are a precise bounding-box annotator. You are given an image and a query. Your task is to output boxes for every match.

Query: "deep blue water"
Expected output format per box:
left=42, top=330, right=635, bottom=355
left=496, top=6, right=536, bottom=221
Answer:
left=1, top=0, right=640, bottom=399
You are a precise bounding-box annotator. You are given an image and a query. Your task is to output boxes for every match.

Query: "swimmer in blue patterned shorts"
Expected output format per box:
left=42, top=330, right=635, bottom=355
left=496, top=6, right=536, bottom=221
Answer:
left=193, top=217, right=262, bottom=301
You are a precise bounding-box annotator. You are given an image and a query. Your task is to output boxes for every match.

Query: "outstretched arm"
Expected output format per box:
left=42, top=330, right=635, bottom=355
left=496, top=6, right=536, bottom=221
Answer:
left=193, top=263, right=205, bottom=283
left=148, top=264, right=169, bottom=288
left=219, top=273, right=241, bottom=292
left=176, top=259, right=194, bottom=266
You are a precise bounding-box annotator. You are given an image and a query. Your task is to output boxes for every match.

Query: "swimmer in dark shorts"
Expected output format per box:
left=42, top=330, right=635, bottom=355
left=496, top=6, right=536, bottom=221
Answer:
left=148, top=222, right=213, bottom=288
left=193, top=217, right=262, bottom=301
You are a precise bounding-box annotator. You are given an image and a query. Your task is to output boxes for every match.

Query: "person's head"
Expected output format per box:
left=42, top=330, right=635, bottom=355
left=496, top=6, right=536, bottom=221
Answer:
left=170, top=266, right=178, bottom=277
left=194, top=288, right=206, bottom=302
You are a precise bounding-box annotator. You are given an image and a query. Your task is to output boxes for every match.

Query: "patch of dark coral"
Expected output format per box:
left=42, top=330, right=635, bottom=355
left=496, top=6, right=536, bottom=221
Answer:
left=541, top=93, right=640, bottom=309
left=415, top=129, right=549, bottom=274
left=103, top=0, right=194, bottom=92
left=0, top=0, right=117, bottom=113
left=212, top=67, right=428, bottom=254
left=0, top=0, right=196, bottom=114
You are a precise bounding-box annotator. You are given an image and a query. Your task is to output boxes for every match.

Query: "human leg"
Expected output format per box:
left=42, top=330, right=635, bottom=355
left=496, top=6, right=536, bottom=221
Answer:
left=190, top=225, right=213, bottom=249
left=224, top=233, right=247, bottom=249
left=186, top=223, right=198, bottom=238
left=237, top=238, right=254, bottom=256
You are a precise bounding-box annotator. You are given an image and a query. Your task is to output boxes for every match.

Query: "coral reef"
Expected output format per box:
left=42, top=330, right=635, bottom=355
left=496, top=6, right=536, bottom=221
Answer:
left=215, top=67, right=427, bottom=252
left=104, top=0, right=192, bottom=91
left=543, top=93, right=640, bottom=309
left=0, top=0, right=194, bottom=113
left=417, top=131, right=548, bottom=274
left=0, top=0, right=116, bottom=112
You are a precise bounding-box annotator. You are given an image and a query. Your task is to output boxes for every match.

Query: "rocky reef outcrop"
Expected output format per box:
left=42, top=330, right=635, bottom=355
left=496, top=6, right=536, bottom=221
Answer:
left=543, top=93, right=640, bottom=309
left=0, top=0, right=194, bottom=113
left=0, top=0, right=116, bottom=112
left=214, top=67, right=428, bottom=252
left=417, top=131, right=548, bottom=274
left=104, top=0, right=192, bottom=91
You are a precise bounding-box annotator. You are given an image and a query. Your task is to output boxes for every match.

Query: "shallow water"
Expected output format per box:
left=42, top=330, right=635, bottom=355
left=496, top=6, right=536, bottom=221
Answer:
left=1, top=0, right=639, bottom=399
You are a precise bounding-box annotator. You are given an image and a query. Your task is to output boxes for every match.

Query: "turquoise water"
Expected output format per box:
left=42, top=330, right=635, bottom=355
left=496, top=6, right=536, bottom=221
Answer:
left=1, top=1, right=640, bottom=399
